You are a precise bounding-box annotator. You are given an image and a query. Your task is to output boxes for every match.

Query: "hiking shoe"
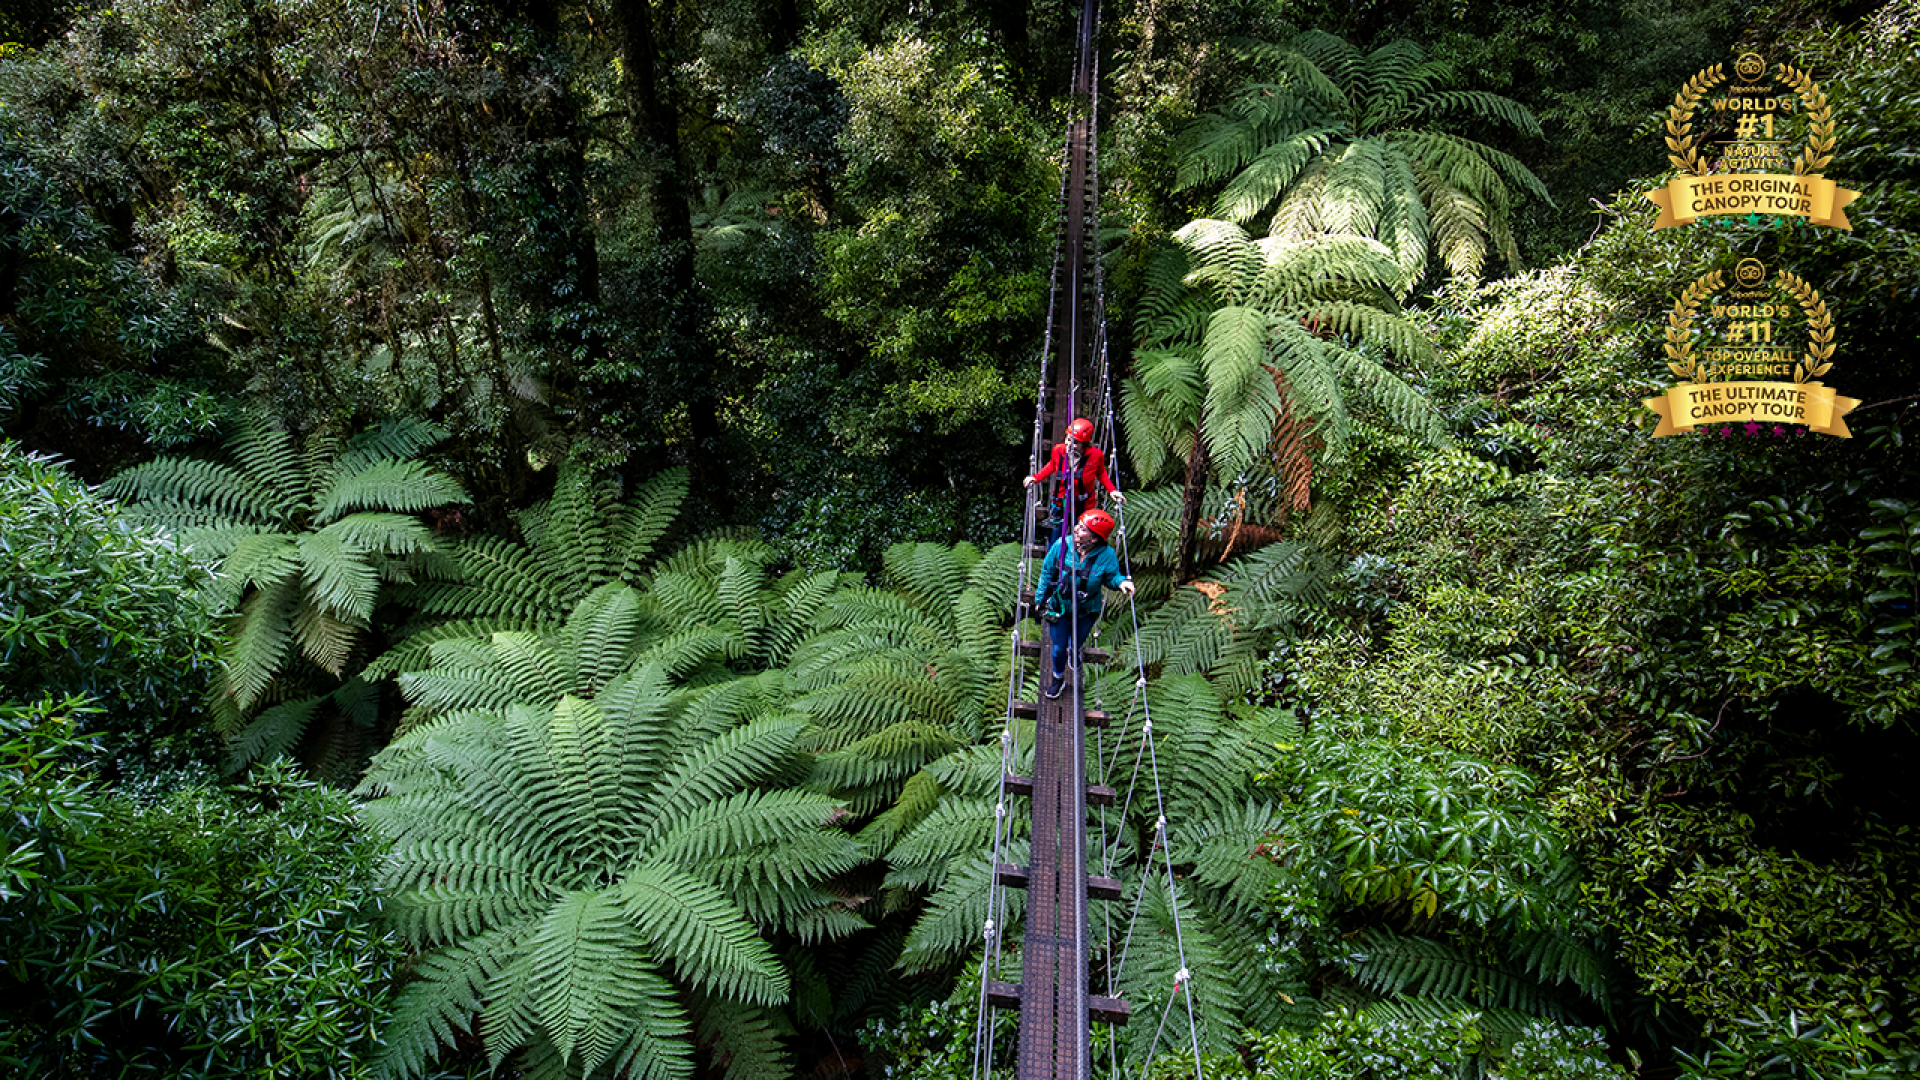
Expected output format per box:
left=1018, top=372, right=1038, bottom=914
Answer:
left=1045, top=669, right=1066, bottom=698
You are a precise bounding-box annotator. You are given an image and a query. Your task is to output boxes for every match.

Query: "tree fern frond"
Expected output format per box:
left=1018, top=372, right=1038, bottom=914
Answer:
left=896, top=848, right=1025, bottom=974
left=314, top=459, right=468, bottom=523
left=292, top=599, right=360, bottom=675
left=484, top=631, right=570, bottom=708
left=1344, top=928, right=1573, bottom=1020
left=399, top=663, right=537, bottom=717
left=318, top=511, right=441, bottom=557
left=526, top=464, right=616, bottom=602
left=615, top=467, right=691, bottom=583
left=651, top=788, right=847, bottom=866
left=1410, top=89, right=1544, bottom=139
left=376, top=924, right=526, bottom=1080
left=1202, top=306, right=1288, bottom=477
left=633, top=625, right=736, bottom=680
left=213, top=531, right=301, bottom=608
left=328, top=416, right=448, bottom=479
left=813, top=720, right=963, bottom=809
left=560, top=583, right=653, bottom=692
left=715, top=556, right=769, bottom=661
left=650, top=716, right=806, bottom=836
left=856, top=768, right=949, bottom=852
left=1186, top=800, right=1291, bottom=917
left=884, top=541, right=978, bottom=622
left=1360, top=41, right=1441, bottom=128
left=526, top=889, right=660, bottom=1074
left=405, top=536, right=577, bottom=621
left=224, top=692, right=322, bottom=769
left=692, top=996, right=788, bottom=1080
left=603, top=972, right=697, bottom=1080
left=1293, top=29, right=1367, bottom=103
left=763, top=569, right=842, bottom=666
left=1333, top=345, right=1451, bottom=447
left=618, top=863, right=787, bottom=1006
left=1210, top=126, right=1342, bottom=223
left=1315, top=137, right=1388, bottom=238
left=104, top=455, right=288, bottom=526
left=224, top=576, right=298, bottom=712
left=296, top=529, right=379, bottom=623
left=226, top=419, right=309, bottom=511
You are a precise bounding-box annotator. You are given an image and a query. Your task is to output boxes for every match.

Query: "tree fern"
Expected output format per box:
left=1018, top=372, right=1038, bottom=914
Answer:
left=1121, top=218, right=1444, bottom=581
left=363, top=670, right=866, bottom=1080
left=103, top=416, right=468, bottom=769
left=1180, top=31, right=1548, bottom=293
left=392, top=465, right=688, bottom=637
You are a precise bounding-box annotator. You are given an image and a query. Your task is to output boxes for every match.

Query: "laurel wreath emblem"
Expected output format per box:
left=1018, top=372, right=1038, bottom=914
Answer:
left=1777, top=270, right=1836, bottom=384
left=1665, top=268, right=1837, bottom=385
left=1663, top=61, right=1835, bottom=178
left=1665, top=270, right=1722, bottom=381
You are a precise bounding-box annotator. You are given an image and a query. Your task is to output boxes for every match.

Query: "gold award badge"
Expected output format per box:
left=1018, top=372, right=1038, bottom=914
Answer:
left=1644, top=259, right=1858, bottom=437
left=1645, top=51, right=1860, bottom=229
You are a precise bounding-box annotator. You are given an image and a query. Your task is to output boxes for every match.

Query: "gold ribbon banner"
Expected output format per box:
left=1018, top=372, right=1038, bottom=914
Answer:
left=1645, top=174, right=1858, bottom=229
left=1643, top=381, right=1858, bottom=438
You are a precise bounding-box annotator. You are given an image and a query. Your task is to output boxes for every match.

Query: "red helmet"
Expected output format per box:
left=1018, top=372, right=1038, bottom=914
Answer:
left=1078, top=508, right=1115, bottom=540
left=1066, top=417, right=1095, bottom=443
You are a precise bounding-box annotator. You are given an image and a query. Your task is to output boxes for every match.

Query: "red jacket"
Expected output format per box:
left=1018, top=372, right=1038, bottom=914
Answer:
left=1031, top=442, right=1117, bottom=510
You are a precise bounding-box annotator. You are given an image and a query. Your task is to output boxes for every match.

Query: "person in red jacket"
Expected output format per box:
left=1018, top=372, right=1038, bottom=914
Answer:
left=1024, top=417, right=1123, bottom=532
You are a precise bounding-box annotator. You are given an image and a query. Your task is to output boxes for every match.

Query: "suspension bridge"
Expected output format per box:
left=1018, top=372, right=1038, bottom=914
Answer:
left=972, top=3, right=1208, bottom=1078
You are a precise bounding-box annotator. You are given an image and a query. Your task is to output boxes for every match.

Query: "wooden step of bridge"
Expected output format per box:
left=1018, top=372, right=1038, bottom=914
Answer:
left=1011, top=700, right=1114, bottom=728
left=1002, top=774, right=1116, bottom=806
left=996, top=862, right=1123, bottom=901
left=986, top=981, right=1130, bottom=1026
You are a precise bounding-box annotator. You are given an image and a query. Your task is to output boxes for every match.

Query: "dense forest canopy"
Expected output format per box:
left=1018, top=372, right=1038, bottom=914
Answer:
left=3, top=0, right=1917, bottom=1077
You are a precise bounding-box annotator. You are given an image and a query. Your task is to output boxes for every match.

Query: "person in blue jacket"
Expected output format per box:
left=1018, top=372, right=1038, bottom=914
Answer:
left=1035, top=508, right=1134, bottom=698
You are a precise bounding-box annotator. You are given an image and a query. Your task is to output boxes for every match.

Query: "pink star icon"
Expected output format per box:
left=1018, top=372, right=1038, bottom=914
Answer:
left=1772, top=426, right=1788, bottom=437
left=1718, top=426, right=1735, bottom=437
left=1743, top=422, right=1763, bottom=436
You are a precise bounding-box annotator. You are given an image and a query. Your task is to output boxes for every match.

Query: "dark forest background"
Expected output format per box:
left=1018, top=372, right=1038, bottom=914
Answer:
left=3, top=0, right=1917, bottom=1077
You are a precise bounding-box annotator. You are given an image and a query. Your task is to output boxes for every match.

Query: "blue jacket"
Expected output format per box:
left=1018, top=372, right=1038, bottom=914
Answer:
left=1036, top=537, right=1130, bottom=620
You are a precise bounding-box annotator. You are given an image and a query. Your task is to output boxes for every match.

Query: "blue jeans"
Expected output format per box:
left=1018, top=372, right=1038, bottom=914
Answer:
left=1047, top=612, right=1097, bottom=677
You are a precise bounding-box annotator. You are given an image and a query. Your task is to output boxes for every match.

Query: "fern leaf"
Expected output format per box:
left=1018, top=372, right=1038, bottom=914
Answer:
left=296, top=529, right=379, bottom=624
left=224, top=692, right=323, bottom=769
left=615, top=467, right=691, bottom=582
left=692, top=996, right=788, bottom=1080
left=526, top=888, right=658, bottom=1074
left=376, top=923, right=526, bottom=1080
left=106, top=455, right=289, bottom=527
left=314, top=459, right=468, bottom=523
left=224, top=576, right=298, bottom=712
left=649, top=716, right=805, bottom=836
left=617, top=862, right=787, bottom=1006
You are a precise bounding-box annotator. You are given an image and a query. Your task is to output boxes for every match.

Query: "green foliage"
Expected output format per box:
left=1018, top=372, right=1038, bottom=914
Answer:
left=104, top=416, right=468, bottom=770
left=361, top=672, right=866, bottom=1080
left=0, top=704, right=401, bottom=1078
left=1257, top=717, right=1616, bottom=1028
left=1124, top=224, right=1444, bottom=489
left=1178, top=31, right=1549, bottom=291
left=0, top=443, right=219, bottom=782
left=0, top=119, right=221, bottom=458
left=1678, top=1005, right=1920, bottom=1080
left=378, top=465, right=690, bottom=665
left=1231, top=1006, right=1627, bottom=1080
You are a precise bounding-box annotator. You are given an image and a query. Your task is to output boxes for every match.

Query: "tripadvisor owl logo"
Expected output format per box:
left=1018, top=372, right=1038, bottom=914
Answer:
left=1645, top=50, right=1860, bottom=229
left=1643, top=258, right=1859, bottom=437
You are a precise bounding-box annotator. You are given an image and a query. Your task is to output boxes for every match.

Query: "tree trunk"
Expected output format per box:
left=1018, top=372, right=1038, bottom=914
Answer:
left=607, top=0, right=728, bottom=497
left=1174, top=418, right=1209, bottom=585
